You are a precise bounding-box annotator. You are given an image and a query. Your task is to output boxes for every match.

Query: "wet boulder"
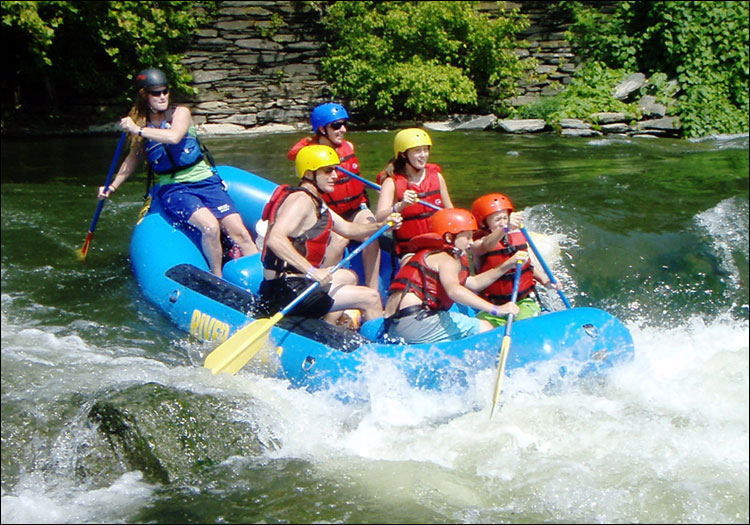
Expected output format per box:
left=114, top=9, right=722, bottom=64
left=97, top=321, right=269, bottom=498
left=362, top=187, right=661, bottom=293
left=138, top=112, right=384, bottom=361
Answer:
left=88, top=382, right=276, bottom=485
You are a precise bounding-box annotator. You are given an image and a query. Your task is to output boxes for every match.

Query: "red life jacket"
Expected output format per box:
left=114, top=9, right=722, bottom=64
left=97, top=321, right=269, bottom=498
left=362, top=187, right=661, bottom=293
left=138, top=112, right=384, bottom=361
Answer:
left=287, top=137, right=368, bottom=216
left=389, top=233, right=470, bottom=311
left=391, top=164, right=443, bottom=255
left=478, top=229, right=536, bottom=303
left=260, top=184, right=332, bottom=273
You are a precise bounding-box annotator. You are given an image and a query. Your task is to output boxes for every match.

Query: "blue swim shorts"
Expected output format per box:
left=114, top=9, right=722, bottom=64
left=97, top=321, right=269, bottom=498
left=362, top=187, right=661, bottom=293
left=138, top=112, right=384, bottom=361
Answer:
left=158, top=174, right=239, bottom=223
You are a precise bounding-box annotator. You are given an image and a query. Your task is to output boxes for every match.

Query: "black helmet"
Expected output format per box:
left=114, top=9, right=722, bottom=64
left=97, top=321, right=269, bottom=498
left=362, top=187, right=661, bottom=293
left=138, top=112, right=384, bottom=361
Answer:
left=134, top=68, right=168, bottom=91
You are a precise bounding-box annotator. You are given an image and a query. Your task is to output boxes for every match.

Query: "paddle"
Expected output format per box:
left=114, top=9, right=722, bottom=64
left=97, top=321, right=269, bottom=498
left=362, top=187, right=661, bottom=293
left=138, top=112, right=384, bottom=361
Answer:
left=335, top=165, right=442, bottom=211
left=489, top=253, right=526, bottom=419
left=79, top=132, right=127, bottom=261
left=520, top=224, right=571, bottom=309
left=204, top=219, right=395, bottom=376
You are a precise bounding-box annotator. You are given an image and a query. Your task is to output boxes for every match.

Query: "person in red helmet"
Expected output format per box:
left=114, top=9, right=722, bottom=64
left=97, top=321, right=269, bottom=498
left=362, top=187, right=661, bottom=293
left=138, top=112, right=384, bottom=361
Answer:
left=286, top=103, right=381, bottom=291
left=97, top=67, right=257, bottom=277
left=383, top=208, right=522, bottom=344
left=471, top=193, right=561, bottom=326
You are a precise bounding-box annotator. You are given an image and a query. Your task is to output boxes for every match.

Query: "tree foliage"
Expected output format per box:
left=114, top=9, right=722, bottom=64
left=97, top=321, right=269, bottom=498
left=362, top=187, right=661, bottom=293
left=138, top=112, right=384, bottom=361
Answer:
left=2, top=1, right=216, bottom=111
left=515, top=61, right=639, bottom=125
left=316, top=1, right=535, bottom=120
left=562, top=1, right=749, bottom=137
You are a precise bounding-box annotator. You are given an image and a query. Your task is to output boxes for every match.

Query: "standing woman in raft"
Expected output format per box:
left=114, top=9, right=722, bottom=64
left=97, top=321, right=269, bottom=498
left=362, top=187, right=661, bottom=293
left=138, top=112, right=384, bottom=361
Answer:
left=97, top=67, right=257, bottom=277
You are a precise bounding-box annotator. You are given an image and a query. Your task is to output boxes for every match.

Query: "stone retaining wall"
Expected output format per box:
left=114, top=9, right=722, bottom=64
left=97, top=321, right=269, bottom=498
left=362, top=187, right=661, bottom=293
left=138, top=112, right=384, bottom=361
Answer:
left=184, top=1, right=328, bottom=134
left=185, top=1, right=610, bottom=134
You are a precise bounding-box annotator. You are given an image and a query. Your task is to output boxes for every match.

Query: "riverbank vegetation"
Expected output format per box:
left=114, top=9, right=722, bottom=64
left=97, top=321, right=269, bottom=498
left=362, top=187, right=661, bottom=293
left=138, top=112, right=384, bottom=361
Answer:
left=2, top=1, right=215, bottom=114
left=557, top=1, right=749, bottom=138
left=2, top=1, right=747, bottom=138
left=313, top=1, right=536, bottom=119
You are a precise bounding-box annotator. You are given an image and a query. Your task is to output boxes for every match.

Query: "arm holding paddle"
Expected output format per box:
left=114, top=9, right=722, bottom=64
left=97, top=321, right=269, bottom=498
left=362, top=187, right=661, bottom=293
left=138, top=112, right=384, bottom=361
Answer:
left=265, top=191, right=402, bottom=284
left=97, top=144, right=139, bottom=199
left=79, top=132, right=127, bottom=260
left=374, top=175, right=421, bottom=221
left=205, top=218, right=399, bottom=376
left=470, top=210, right=524, bottom=257
left=475, top=216, right=560, bottom=293
left=465, top=250, right=528, bottom=296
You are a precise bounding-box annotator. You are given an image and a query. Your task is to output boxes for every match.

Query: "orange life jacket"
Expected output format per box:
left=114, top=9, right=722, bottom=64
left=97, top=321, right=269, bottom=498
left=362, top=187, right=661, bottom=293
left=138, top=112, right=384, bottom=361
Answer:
left=261, top=184, right=332, bottom=273
left=478, top=229, right=536, bottom=303
left=390, top=164, right=443, bottom=255
left=389, top=233, right=470, bottom=311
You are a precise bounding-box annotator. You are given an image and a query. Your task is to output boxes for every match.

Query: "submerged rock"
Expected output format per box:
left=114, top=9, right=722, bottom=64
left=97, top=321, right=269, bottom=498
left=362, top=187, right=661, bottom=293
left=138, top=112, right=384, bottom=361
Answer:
left=89, top=382, right=276, bottom=485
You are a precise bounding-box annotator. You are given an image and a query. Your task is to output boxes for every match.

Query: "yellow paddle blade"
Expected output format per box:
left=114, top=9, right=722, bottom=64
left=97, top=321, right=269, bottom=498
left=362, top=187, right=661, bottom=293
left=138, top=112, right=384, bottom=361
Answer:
left=204, top=313, right=282, bottom=375
left=489, top=335, right=512, bottom=419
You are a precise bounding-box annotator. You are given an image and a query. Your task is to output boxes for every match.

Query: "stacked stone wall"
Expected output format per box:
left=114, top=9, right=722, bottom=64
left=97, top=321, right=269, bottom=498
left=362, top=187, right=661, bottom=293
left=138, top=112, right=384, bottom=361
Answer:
left=183, top=1, right=617, bottom=133
left=184, top=1, right=329, bottom=133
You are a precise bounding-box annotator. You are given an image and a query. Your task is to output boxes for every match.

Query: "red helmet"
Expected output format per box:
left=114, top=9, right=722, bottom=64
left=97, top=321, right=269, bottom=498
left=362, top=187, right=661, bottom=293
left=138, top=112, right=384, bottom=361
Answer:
left=471, top=193, right=514, bottom=227
left=431, top=208, right=478, bottom=238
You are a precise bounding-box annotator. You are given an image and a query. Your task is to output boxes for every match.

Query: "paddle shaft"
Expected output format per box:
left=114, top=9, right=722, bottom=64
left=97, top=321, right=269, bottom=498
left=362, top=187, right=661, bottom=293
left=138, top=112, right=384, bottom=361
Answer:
left=205, top=220, right=394, bottom=375
left=335, top=165, right=442, bottom=211
left=80, top=132, right=127, bottom=258
left=503, top=262, right=523, bottom=338
left=520, top=225, right=571, bottom=309
left=490, top=257, right=525, bottom=419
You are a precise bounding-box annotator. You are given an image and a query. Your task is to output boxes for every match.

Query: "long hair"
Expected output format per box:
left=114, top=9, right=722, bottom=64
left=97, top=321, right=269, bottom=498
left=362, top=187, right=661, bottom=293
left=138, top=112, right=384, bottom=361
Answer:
left=125, top=88, right=151, bottom=152
left=379, top=154, right=409, bottom=181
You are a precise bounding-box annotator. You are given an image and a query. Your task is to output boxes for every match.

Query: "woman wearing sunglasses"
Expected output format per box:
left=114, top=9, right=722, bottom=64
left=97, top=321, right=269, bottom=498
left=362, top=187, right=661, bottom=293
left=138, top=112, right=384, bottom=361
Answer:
left=97, top=67, right=257, bottom=277
left=286, top=103, right=381, bottom=292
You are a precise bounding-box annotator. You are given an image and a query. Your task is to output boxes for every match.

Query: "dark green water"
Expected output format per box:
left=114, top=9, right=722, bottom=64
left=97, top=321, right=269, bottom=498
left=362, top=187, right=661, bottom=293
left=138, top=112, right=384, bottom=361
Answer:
left=2, top=130, right=748, bottom=524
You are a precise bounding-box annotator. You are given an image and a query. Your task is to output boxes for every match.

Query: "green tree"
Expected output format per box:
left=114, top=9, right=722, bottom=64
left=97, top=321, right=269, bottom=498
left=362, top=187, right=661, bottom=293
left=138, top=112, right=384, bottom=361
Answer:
left=316, top=1, right=535, bottom=120
left=2, top=1, right=216, bottom=113
left=563, top=1, right=749, bottom=137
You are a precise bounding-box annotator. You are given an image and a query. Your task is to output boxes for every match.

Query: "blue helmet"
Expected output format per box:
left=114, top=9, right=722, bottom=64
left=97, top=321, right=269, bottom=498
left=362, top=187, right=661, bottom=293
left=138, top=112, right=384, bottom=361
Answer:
left=311, top=103, right=349, bottom=132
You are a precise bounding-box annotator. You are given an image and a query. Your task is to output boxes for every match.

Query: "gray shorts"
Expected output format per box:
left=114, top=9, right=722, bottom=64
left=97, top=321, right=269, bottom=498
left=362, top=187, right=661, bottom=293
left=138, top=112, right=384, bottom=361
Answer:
left=386, top=308, right=481, bottom=344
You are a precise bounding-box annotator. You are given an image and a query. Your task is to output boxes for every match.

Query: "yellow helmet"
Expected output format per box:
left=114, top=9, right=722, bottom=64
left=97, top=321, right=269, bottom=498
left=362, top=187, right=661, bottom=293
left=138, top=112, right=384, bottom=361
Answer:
left=393, top=128, right=432, bottom=157
left=295, top=145, right=340, bottom=178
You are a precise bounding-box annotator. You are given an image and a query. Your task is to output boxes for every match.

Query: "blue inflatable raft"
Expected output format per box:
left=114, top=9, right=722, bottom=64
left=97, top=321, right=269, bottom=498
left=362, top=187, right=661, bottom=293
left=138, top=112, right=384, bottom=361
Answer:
left=130, top=166, right=634, bottom=393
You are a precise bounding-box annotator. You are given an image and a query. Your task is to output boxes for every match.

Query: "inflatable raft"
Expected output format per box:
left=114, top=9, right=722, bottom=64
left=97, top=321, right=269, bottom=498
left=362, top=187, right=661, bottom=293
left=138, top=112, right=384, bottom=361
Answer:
left=130, top=166, right=634, bottom=393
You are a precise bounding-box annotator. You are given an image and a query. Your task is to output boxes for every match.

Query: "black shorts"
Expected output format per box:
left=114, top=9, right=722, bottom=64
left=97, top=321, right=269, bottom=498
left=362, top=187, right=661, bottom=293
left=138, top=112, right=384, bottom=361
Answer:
left=259, top=277, right=334, bottom=318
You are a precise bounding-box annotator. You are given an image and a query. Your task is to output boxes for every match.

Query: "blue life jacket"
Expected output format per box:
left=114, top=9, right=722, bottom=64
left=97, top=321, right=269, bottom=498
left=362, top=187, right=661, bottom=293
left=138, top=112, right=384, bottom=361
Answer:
left=145, top=107, right=204, bottom=175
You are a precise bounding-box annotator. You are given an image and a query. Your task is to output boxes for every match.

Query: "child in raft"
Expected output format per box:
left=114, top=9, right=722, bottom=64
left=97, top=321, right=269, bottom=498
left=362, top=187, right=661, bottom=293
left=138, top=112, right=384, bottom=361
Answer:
left=470, top=193, right=561, bottom=326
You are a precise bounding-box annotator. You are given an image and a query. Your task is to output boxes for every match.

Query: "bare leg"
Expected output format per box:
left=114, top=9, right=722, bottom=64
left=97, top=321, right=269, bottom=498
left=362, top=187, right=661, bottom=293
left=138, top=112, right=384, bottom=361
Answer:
left=328, top=269, right=383, bottom=322
left=352, top=208, right=381, bottom=290
left=220, top=212, right=258, bottom=256
left=478, top=319, right=495, bottom=332
left=188, top=207, right=223, bottom=276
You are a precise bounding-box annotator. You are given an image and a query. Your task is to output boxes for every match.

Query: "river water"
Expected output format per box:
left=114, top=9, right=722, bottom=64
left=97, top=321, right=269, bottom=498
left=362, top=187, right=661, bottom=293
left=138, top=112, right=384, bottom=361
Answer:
left=1, top=130, right=748, bottom=523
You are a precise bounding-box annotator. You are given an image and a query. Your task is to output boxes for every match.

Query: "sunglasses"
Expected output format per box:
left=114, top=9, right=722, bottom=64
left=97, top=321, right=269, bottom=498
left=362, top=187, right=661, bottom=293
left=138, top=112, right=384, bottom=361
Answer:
left=328, top=120, right=346, bottom=130
left=148, top=88, right=169, bottom=97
